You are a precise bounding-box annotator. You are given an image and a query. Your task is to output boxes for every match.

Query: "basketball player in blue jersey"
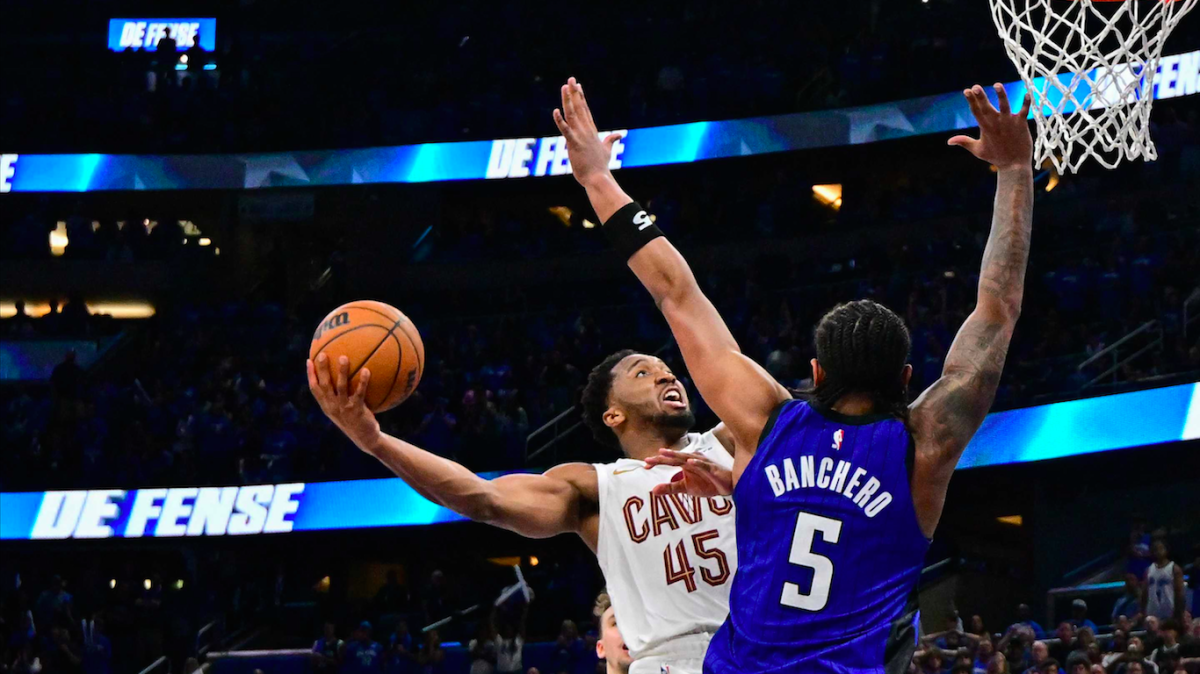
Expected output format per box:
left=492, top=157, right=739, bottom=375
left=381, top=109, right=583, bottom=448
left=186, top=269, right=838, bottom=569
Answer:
left=554, top=78, right=1034, bottom=673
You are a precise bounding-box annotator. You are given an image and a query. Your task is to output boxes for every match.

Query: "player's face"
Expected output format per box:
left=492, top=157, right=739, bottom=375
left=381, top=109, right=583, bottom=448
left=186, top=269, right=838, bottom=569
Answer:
left=595, top=607, right=631, bottom=673
left=608, top=355, right=694, bottom=432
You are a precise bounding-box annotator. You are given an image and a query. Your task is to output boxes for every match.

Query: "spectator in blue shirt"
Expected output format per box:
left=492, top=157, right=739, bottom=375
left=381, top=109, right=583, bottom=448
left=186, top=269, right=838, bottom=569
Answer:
left=386, top=621, right=419, bottom=674
left=1011, top=604, right=1048, bottom=640
left=1112, top=574, right=1144, bottom=626
left=343, top=622, right=384, bottom=674
left=551, top=620, right=586, bottom=674
left=1068, top=599, right=1097, bottom=633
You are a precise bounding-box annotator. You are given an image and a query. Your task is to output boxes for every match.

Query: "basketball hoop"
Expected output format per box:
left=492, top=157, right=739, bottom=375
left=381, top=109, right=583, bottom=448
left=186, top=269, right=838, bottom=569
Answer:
left=989, top=0, right=1197, bottom=173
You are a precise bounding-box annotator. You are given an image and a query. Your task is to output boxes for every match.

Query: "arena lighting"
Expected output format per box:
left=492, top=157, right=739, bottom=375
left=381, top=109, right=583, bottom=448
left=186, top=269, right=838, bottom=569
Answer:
left=548, top=206, right=573, bottom=226
left=0, top=302, right=156, bottom=319
left=50, top=222, right=68, bottom=256
left=109, top=579, right=116, bottom=589
left=198, top=237, right=212, bottom=246
left=582, top=219, right=596, bottom=229
left=812, top=184, right=843, bottom=210
left=530, top=556, right=540, bottom=567
left=2, top=381, right=1195, bottom=541
left=996, top=515, right=1023, bottom=526
left=175, top=580, right=184, bottom=590
left=143, top=579, right=151, bottom=590
left=5, top=48, right=1197, bottom=193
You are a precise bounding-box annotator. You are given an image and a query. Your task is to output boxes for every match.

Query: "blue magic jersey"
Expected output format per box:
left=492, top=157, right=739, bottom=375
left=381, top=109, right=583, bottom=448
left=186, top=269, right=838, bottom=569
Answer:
left=705, top=400, right=930, bottom=674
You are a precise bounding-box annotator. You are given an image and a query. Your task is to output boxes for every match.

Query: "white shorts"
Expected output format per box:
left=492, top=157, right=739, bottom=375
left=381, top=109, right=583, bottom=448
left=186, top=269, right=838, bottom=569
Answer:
left=629, top=632, right=712, bottom=674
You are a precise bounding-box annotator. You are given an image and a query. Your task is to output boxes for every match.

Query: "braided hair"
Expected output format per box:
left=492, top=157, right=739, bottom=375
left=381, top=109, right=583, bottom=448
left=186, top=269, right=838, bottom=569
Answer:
left=808, top=299, right=911, bottom=421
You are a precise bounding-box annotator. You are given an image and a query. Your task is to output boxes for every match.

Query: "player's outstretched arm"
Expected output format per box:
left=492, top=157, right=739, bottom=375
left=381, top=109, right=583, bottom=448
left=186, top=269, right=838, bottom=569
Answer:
left=553, top=79, right=790, bottom=453
left=308, top=354, right=593, bottom=540
left=909, top=84, right=1033, bottom=535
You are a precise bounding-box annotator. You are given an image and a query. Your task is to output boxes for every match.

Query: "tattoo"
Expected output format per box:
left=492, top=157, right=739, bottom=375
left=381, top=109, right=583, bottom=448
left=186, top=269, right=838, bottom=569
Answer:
left=914, top=168, right=1032, bottom=457
left=977, top=170, right=1033, bottom=317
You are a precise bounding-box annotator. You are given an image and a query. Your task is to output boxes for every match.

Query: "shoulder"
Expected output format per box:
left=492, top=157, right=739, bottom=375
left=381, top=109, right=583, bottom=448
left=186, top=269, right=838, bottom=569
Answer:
left=544, top=463, right=599, bottom=500
left=708, top=424, right=736, bottom=456
left=689, top=425, right=736, bottom=469
left=544, top=462, right=597, bottom=484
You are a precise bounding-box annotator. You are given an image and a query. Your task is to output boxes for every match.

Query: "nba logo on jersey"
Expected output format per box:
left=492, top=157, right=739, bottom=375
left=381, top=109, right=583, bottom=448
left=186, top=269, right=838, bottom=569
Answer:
left=660, top=666, right=670, bottom=674
left=832, top=429, right=844, bottom=450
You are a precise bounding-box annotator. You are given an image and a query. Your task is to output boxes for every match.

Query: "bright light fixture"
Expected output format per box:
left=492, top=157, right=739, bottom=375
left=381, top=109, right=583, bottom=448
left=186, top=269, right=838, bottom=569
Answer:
left=812, top=184, right=843, bottom=210
left=0, top=302, right=156, bottom=319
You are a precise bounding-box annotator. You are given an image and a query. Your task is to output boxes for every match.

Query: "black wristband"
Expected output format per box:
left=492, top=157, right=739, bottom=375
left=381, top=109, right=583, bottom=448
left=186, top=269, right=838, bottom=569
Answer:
left=602, top=201, right=663, bottom=259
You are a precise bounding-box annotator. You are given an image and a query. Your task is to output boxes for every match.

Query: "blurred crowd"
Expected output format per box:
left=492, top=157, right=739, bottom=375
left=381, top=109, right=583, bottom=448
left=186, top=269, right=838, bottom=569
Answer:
left=3, top=0, right=1052, bottom=154
left=2, top=4, right=1198, bottom=491
left=909, top=612, right=1200, bottom=674
left=2, top=192, right=1198, bottom=489
left=4, top=532, right=1195, bottom=674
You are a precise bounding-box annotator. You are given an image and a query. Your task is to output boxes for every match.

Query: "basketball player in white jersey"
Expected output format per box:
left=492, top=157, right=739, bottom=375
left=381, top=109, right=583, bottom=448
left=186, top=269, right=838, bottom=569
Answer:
left=308, top=350, right=737, bottom=674
left=1143, top=539, right=1185, bottom=623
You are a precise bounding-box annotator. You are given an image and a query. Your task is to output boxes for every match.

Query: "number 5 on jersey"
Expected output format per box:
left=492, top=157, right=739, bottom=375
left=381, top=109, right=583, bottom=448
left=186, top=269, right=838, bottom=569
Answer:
left=781, top=512, right=842, bottom=611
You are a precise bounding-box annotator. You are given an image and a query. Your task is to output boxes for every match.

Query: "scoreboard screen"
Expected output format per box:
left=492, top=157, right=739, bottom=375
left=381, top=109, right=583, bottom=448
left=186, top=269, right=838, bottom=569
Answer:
left=107, top=18, right=216, bottom=52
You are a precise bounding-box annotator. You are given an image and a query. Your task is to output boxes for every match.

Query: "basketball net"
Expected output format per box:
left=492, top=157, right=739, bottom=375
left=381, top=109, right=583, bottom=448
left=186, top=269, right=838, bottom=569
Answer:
left=990, top=0, right=1196, bottom=173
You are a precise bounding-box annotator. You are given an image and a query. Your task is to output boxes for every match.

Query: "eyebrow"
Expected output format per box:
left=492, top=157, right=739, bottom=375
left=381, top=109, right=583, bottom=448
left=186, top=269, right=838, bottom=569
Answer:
left=626, top=357, right=649, bottom=373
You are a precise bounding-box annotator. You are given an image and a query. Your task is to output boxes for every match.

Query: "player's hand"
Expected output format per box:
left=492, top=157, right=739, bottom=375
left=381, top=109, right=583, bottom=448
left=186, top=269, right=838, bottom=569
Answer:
left=552, top=77, right=624, bottom=189
left=948, top=83, right=1033, bottom=171
left=307, top=353, right=381, bottom=451
left=646, top=449, right=734, bottom=497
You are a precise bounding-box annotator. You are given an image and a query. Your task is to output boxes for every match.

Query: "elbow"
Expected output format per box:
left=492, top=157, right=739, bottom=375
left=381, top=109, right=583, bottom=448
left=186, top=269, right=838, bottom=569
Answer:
left=1001, top=297, right=1022, bottom=323
left=978, top=297, right=1021, bottom=325
left=653, top=278, right=692, bottom=311
left=463, top=493, right=501, bottom=524
left=445, top=484, right=501, bottom=524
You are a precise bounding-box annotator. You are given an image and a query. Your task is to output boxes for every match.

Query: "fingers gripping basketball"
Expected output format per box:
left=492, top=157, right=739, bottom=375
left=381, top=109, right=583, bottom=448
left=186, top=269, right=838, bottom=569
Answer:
left=309, top=300, right=424, bottom=412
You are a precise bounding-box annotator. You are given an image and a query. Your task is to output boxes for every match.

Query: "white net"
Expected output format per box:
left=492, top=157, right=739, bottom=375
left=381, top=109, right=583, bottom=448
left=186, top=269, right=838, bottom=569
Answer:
left=990, top=0, right=1196, bottom=173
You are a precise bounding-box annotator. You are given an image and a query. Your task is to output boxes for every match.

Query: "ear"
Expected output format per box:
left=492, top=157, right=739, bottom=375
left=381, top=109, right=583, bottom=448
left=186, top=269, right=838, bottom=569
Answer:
left=810, top=359, right=825, bottom=386
left=595, top=637, right=605, bottom=660
left=603, top=407, right=625, bottom=431
left=901, top=364, right=913, bottom=388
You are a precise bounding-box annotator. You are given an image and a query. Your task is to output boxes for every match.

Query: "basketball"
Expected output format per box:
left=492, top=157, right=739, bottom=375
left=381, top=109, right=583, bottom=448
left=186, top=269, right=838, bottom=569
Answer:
left=308, top=300, right=424, bottom=412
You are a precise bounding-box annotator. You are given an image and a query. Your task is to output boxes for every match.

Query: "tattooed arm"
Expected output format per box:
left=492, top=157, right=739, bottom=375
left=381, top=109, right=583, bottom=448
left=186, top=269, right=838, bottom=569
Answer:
left=909, top=84, right=1034, bottom=538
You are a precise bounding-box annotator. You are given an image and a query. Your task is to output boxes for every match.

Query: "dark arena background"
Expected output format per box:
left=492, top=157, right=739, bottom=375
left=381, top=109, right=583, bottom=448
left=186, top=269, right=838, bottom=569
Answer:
left=2, top=2, right=1199, bottom=674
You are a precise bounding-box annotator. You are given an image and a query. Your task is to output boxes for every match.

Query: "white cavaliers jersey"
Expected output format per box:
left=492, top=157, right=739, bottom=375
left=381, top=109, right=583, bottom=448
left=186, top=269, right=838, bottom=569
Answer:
left=593, top=430, right=737, bottom=660
left=1146, top=561, right=1176, bottom=619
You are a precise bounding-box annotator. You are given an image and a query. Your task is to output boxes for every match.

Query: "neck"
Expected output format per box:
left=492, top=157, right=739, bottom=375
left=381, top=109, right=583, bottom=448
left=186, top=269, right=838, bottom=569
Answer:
left=830, top=392, right=878, bottom=416
left=619, top=425, right=690, bottom=461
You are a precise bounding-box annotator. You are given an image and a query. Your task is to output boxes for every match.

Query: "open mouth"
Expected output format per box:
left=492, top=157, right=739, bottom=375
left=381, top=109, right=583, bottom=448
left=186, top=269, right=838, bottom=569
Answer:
left=661, top=387, right=686, bottom=409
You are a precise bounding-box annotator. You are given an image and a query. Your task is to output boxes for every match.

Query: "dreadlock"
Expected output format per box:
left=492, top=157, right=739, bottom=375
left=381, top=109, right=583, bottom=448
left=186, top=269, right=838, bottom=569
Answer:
left=808, top=299, right=911, bottom=421
left=580, top=349, right=638, bottom=448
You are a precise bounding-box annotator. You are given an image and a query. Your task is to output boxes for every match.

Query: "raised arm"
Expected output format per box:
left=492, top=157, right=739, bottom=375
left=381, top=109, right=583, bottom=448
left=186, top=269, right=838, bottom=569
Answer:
left=909, top=84, right=1033, bottom=536
left=553, top=79, right=789, bottom=454
left=308, top=355, right=594, bottom=541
